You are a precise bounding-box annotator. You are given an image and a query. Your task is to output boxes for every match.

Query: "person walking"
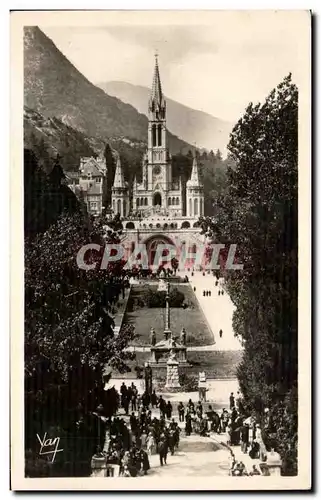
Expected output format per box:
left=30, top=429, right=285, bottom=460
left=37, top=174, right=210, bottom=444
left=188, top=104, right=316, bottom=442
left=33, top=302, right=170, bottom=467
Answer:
left=158, top=433, right=168, bottom=466
left=146, top=431, right=156, bottom=456
left=185, top=411, right=192, bottom=436
left=219, top=329, right=223, bottom=338
left=131, top=383, right=138, bottom=412
left=158, top=395, right=167, bottom=419
left=166, top=401, right=173, bottom=420
left=229, top=392, right=235, bottom=410
left=151, top=389, right=158, bottom=409
left=178, top=402, right=185, bottom=422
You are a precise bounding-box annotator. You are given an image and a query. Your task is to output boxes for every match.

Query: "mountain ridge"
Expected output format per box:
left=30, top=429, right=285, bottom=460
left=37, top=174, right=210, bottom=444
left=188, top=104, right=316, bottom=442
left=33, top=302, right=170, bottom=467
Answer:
left=98, top=80, right=234, bottom=153
left=24, top=26, right=192, bottom=162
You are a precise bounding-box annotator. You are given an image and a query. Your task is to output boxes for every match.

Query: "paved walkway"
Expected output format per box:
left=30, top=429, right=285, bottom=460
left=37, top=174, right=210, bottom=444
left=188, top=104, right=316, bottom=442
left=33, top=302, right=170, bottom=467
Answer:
left=177, top=270, right=243, bottom=351
left=147, top=434, right=230, bottom=477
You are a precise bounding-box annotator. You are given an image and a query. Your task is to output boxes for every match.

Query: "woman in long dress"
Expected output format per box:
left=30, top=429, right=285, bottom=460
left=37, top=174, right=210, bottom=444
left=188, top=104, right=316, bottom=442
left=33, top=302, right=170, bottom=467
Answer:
left=146, top=431, right=156, bottom=456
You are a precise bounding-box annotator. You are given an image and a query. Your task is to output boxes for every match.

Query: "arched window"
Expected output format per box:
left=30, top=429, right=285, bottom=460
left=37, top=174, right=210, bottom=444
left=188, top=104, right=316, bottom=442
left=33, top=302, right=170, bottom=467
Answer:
left=126, top=222, right=135, bottom=229
left=189, top=198, right=192, bottom=216
left=112, top=199, right=115, bottom=211
left=200, top=198, right=203, bottom=216
left=152, top=124, right=157, bottom=147
left=144, top=197, right=148, bottom=206
left=193, top=221, right=200, bottom=228
left=181, top=221, right=190, bottom=229
left=158, top=124, right=162, bottom=146
left=117, top=199, right=121, bottom=214
left=168, top=197, right=171, bottom=206
left=137, top=198, right=140, bottom=207
left=176, top=197, right=179, bottom=206
left=141, top=198, right=144, bottom=206
left=194, top=198, right=198, bottom=216
left=123, top=199, right=126, bottom=216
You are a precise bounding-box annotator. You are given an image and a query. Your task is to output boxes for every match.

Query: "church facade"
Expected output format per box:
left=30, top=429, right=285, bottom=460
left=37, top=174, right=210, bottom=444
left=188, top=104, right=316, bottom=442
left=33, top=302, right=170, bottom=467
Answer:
left=111, top=55, right=204, bottom=219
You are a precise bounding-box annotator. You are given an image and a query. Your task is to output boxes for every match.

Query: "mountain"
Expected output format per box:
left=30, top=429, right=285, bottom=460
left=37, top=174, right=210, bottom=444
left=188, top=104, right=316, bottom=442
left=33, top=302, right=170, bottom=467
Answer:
left=98, top=81, right=234, bottom=153
left=24, top=107, right=104, bottom=172
left=24, top=26, right=192, bottom=163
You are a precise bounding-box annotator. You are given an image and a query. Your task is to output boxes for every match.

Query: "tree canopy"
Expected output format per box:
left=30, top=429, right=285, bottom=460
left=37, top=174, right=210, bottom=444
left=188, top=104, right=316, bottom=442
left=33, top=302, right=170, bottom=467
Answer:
left=201, top=74, right=298, bottom=474
left=24, top=149, right=135, bottom=476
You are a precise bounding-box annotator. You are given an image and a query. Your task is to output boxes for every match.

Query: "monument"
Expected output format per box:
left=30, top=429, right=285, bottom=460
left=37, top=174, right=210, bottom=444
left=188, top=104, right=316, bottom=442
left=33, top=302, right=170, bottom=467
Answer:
left=149, top=279, right=188, bottom=367
left=165, top=344, right=181, bottom=389
left=198, top=371, right=207, bottom=401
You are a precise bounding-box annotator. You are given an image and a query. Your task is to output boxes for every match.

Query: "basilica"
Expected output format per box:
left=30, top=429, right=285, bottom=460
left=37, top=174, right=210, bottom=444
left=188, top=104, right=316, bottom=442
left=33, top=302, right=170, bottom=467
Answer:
left=111, top=55, right=204, bottom=220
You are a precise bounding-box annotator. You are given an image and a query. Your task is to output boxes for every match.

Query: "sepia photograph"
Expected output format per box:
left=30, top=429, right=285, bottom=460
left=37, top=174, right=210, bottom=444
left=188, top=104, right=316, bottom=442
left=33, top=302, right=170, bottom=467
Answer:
left=10, top=9, right=311, bottom=490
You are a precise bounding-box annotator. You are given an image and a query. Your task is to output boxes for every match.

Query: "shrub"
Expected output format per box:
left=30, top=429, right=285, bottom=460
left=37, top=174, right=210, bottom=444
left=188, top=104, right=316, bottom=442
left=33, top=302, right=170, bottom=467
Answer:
left=179, top=373, right=198, bottom=392
left=142, top=286, right=185, bottom=308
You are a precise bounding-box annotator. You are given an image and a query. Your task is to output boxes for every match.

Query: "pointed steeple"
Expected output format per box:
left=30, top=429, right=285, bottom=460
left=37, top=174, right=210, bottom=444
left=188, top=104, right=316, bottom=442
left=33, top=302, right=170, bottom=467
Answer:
left=151, top=53, right=163, bottom=104
left=113, top=156, right=126, bottom=188
left=149, top=53, right=166, bottom=115
left=187, top=152, right=202, bottom=187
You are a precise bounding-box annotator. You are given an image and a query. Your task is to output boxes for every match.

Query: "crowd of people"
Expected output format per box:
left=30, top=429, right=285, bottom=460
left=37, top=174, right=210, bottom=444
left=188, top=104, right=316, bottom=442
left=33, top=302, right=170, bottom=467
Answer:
left=95, top=384, right=182, bottom=477
left=92, top=382, right=273, bottom=478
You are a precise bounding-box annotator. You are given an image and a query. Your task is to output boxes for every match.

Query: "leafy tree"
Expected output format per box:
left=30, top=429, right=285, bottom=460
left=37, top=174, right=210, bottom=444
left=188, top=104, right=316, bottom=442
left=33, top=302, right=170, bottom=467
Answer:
left=142, top=286, right=185, bottom=308
left=216, top=149, right=223, bottom=161
left=201, top=74, right=298, bottom=474
left=24, top=149, right=135, bottom=475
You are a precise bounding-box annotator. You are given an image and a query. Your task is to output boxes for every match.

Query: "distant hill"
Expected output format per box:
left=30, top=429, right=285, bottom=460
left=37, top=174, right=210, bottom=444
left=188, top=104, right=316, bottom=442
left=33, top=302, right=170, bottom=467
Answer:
left=24, top=27, right=192, bottom=158
left=98, top=81, right=234, bottom=153
left=24, top=107, right=104, bottom=172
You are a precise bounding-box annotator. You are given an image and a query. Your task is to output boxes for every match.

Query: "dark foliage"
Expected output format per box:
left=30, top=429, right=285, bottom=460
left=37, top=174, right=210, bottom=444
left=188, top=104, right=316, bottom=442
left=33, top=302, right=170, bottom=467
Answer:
left=201, top=74, right=298, bottom=474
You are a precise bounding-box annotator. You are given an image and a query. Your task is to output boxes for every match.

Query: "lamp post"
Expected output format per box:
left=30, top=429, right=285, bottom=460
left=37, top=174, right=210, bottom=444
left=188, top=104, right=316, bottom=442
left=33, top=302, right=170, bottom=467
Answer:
left=158, top=280, right=171, bottom=340
left=96, top=404, right=104, bottom=450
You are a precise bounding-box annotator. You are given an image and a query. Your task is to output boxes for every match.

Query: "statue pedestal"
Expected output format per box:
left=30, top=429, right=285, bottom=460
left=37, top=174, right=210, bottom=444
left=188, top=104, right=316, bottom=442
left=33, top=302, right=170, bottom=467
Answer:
left=165, top=359, right=181, bottom=389
left=260, top=450, right=282, bottom=476
left=90, top=455, right=107, bottom=477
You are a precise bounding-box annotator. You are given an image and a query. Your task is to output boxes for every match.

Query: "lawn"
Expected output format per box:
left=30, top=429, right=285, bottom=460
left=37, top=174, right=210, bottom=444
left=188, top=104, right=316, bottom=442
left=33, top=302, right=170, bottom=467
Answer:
left=187, top=351, right=243, bottom=379
left=110, top=350, right=242, bottom=380
left=123, top=284, right=214, bottom=347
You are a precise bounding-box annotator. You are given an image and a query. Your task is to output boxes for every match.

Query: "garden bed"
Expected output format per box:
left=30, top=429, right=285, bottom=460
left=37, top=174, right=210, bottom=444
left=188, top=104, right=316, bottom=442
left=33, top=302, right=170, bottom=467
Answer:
left=123, top=284, right=214, bottom=347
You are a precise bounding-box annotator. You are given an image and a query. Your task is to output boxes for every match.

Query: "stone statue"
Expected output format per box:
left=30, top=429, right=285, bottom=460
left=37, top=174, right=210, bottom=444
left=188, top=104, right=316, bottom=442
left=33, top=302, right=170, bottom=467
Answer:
left=150, top=327, right=156, bottom=346
left=168, top=347, right=177, bottom=363
left=180, top=327, right=186, bottom=345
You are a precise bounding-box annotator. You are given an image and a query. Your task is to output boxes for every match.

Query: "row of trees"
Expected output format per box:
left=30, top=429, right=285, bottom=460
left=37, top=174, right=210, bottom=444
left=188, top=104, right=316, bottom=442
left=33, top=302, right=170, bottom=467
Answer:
left=24, top=149, right=135, bottom=476
left=201, top=74, right=298, bottom=474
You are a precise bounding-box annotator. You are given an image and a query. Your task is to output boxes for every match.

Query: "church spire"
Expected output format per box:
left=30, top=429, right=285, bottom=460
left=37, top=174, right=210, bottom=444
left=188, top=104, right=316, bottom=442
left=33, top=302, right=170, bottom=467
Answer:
left=187, top=152, right=202, bottom=187
left=151, top=52, right=163, bottom=106
left=113, top=156, right=126, bottom=188
left=149, top=53, right=166, bottom=116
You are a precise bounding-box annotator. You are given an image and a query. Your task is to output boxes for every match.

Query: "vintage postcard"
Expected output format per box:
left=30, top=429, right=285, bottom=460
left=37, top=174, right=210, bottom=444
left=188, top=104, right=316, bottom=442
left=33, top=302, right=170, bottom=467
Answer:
left=10, top=10, right=311, bottom=490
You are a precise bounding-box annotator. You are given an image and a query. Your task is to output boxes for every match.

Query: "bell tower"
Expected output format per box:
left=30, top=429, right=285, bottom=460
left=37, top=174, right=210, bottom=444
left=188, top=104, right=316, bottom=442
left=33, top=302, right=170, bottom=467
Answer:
left=147, top=53, right=171, bottom=193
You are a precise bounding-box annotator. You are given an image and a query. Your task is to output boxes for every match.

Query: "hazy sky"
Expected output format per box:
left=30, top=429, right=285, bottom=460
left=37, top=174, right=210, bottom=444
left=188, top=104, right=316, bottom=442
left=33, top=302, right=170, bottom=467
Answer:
left=41, top=11, right=308, bottom=123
